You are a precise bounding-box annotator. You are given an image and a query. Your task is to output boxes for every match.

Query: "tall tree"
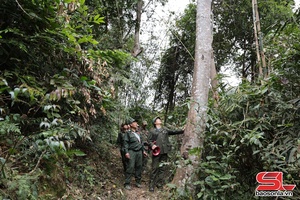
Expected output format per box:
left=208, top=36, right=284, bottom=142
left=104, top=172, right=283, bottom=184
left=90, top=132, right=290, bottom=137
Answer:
left=152, top=3, right=196, bottom=116
left=213, top=0, right=294, bottom=82
left=172, top=0, right=213, bottom=196
left=252, top=0, right=266, bottom=79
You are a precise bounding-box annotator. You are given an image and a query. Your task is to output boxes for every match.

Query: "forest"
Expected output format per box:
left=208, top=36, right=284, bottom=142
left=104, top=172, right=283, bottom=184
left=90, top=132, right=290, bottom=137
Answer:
left=0, top=0, right=299, bottom=199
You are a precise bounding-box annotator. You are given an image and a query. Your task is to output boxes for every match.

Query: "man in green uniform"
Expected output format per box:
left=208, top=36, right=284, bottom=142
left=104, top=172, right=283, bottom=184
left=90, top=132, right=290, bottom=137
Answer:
left=123, top=118, right=147, bottom=190
left=116, top=123, right=129, bottom=175
left=148, top=116, right=184, bottom=192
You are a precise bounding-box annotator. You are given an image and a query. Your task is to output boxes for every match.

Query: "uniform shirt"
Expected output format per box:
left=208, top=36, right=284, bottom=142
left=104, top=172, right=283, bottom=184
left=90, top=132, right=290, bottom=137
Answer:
left=140, top=128, right=149, bottom=149
left=148, top=127, right=184, bottom=154
left=117, top=131, right=125, bottom=152
left=123, top=130, right=144, bottom=154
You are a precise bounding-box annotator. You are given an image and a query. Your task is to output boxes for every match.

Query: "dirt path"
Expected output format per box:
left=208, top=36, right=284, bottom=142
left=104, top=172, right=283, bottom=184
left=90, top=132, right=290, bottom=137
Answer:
left=122, top=172, right=165, bottom=200
left=111, top=147, right=167, bottom=200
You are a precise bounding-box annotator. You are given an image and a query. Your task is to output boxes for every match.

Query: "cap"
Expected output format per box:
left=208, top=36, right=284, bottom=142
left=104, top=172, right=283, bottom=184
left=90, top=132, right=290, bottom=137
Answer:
left=152, top=116, right=161, bottom=125
left=127, top=118, right=137, bottom=124
left=142, top=120, right=148, bottom=126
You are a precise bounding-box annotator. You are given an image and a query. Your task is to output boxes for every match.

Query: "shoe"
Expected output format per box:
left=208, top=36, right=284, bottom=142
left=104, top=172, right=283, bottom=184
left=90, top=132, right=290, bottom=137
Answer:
left=125, top=185, right=131, bottom=190
left=149, top=187, right=154, bottom=192
left=136, top=183, right=142, bottom=188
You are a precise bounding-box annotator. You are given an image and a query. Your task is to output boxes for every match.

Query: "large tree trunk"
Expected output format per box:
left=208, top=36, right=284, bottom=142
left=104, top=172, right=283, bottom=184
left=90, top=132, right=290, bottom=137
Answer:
left=172, top=0, right=213, bottom=196
left=131, top=0, right=143, bottom=57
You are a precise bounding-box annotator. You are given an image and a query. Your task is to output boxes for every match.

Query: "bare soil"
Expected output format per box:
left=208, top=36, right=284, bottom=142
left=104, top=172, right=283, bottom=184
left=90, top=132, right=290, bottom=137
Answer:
left=109, top=146, right=168, bottom=200
left=49, top=143, right=172, bottom=200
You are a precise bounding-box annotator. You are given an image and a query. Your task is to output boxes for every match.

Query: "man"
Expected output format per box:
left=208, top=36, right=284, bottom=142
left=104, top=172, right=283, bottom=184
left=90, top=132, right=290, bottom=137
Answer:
left=148, top=116, right=184, bottom=192
left=123, top=118, right=147, bottom=190
left=116, top=123, right=129, bottom=175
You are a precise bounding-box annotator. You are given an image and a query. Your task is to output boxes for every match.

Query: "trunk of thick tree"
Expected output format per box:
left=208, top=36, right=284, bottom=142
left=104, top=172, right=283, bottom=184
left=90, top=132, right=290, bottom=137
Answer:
left=131, top=0, right=143, bottom=57
left=172, top=0, right=213, bottom=197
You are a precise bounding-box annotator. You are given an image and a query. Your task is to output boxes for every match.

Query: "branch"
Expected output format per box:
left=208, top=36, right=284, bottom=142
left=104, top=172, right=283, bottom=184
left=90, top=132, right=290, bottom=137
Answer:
left=15, top=0, right=32, bottom=18
left=28, top=150, right=47, bottom=175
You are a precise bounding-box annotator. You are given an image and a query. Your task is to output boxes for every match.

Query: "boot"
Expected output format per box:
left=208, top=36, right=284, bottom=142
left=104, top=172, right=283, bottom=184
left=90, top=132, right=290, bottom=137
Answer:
left=149, top=181, right=154, bottom=192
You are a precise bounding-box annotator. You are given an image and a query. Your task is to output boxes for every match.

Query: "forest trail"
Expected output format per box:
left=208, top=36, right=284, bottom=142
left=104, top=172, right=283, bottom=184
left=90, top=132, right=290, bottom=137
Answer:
left=110, top=147, right=166, bottom=200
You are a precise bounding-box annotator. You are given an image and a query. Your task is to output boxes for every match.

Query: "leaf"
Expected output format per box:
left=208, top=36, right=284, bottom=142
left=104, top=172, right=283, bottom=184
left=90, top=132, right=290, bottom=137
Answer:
left=0, top=157, right=6, bottom=164
left=219, top=174, right=234, bottom=180
left=287, top=147, right=297, bottom=163
left=261, top=86, right=268, bottom=94
left=40, top=121, right=50, bottom=129
left=189, top=147, right=202, bottom=155
left=206, top=156, right=216, bottom=160
left=9, top=91, right=14, bottom=99
left=80, top=76, right=88, bottom=81
left=63, top=0, right=73, bottom=3
left=59, top=141, right=66, bottom=150
left=29, top=12, right=42, bottom=20
left=72, top=150, right=86, bottom=156
left=166, top=183, right=177, bottom=189
left=93, top=15, right=104, bottom=24
left=197, top=192, right=203, bottom=198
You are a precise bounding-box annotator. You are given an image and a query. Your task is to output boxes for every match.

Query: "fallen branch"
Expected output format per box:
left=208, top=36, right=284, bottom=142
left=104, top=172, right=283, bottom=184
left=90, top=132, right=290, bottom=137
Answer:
left=28, top=150, right=47, bottom=175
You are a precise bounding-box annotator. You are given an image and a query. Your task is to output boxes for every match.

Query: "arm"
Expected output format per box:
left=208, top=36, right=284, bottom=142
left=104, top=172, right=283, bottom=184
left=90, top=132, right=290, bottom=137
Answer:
left=148, top=129, right=158, bottom=150
left=147, top=130, right=155, bottom=149
left=167, top=129, right=184, bottom=135
left=140, top=132, right=148, bottom=156
left=116, top=132, right=122, bottom=146
left=123, top=132, right=130, bottom=159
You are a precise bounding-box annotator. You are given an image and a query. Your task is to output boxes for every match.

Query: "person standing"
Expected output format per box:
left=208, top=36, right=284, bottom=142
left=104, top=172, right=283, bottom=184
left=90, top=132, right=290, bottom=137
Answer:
left=123, top=118, right=147, bottom=190
left=116, top=123, right=129, bottom=175
left=148, top=116, right=184, bottom=192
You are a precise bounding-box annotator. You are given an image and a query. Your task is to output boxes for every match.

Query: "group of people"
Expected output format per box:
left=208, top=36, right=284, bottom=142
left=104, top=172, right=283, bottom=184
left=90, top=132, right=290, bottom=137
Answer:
left=116, top=116, right=184, bottom=192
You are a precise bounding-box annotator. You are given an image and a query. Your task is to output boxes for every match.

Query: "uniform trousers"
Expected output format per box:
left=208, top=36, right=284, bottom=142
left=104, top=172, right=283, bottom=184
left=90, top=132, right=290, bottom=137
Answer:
left=124, top=149, right=143, bottom=186
left=149, top=153, right=168, bottom=188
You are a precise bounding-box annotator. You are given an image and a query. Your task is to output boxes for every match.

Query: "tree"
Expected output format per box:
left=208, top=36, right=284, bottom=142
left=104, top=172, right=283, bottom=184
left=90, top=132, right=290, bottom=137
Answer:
left=252, top=0, right=266, bottom=79
left=172, top=0, right=213, bottom=197
left=192, top=2, right=300, bottom=199
left=152, top=3, right=195, bottom=118
left=0, top=0, right=133, bottom=197
left=213, top=0, right=295, bottom=82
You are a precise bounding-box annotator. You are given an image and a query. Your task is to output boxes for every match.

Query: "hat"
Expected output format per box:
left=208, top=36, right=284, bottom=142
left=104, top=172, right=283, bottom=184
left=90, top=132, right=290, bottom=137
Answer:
left=152, top=116, right=161, bottom=126
left=142, top=120, right=148, bottom=126
left=127, top=118, right=137, bottom=124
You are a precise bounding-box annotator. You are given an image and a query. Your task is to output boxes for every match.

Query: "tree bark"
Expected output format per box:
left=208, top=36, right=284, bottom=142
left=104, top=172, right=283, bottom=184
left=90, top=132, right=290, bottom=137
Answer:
left=210, top=57, right=219, bottom=107
left=172, top=0, right=213, bottom=196
left=131, top=0, right=143, bottom=57
left=252, top=0, right=267, bottom=79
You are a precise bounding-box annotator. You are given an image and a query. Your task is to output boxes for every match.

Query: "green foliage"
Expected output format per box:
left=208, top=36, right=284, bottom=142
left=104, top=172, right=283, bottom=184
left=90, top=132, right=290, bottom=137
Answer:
left=0, top=0, right=134, bottom=198
left=0, top=117, right=22, bottom=177
left=213, top=0, right=295, bottom=79
left=6, top=172, right=40, bottom=200
left=196, top=77, right=300, bottom=199
left=1, top=0, right=299, bottom=199
left=153, top=3, right=196, bottom=113
left=163, top=4, right=300, bottom=198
